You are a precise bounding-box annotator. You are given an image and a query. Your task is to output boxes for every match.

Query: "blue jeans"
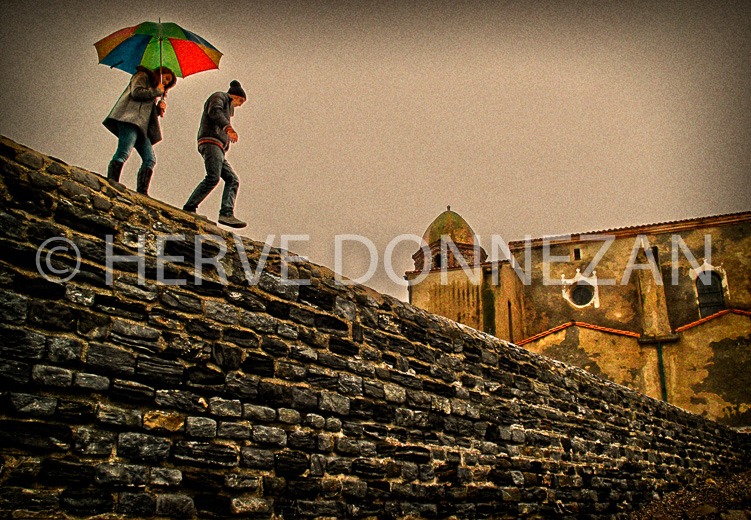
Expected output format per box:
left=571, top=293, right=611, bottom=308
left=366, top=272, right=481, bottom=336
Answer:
left=184, top=144, right=239, bottom=216
left=112, top=122, right=155, bottom=169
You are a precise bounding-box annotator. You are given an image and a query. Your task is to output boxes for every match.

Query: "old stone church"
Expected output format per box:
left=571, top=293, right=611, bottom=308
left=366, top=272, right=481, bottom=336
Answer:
left=405, top=207, right=751, bottom=427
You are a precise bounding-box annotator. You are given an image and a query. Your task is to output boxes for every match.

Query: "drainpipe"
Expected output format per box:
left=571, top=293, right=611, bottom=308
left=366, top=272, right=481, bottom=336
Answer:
left=656, top=342, right=667, bottom=402
left=638, top=335, right=679, bottom=403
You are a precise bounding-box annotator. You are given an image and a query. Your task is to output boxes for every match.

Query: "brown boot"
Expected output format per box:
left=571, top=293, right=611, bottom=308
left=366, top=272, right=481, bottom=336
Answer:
left=136, top=166, right=153, bottom=195
left=107, top=160, right=124, bottom=182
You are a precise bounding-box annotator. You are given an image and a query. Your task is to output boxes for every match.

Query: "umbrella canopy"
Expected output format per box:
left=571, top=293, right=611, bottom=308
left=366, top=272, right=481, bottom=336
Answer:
left=94, top=21, right=222, bottom=78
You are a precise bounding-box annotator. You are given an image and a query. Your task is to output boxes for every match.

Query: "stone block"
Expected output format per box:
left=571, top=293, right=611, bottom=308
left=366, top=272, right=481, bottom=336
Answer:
left=150, top=467, right=182, bottom=487
left=325, top=417, right=342, bottom=432
left=239, top=447, right=274, bottom=470
left=156, top=494, right=195, bottom=518
left=278, top=408, right=302, bottom=424
left=224, top=371, right=259, bottom=399
left=339, top=373, right=364, bottom=396
left=155, top=389, right=209, bottom=414
left=185, top=416, right=217, bottom=438
left=305, top=413, right=326, bottom=429
left=118, top=492, right=156, bottom=516
left=0, top=289, right=27, bottom=323
left=231, top=497, right=272, bottom=515
left=86, top=343, right=135, bottom=376
left=0, top=419, right=72, bottom=451
left=288, top=430, right=316, bottom=451
left=336, top=437, right=361, bottom=456
left=209, top=396, right=242, bottom=418
left=205, top=300, right=239, bottom=324
left=352, top=458, right=387, bottom=479
left=47, top=336, right=84, bottom=363
left=224, top=473, right=260, bottom=490
left=160, top=290, right=203, bottom=313
left=74, top=427, right=115, bottom=457
left=225, top=289, right=266, bottom=312
left=39, top=458, right=95, bottom=486
left=259, top=272, right=299, bottom=301
left=118, top=432, right=171, bottom=461
left=239, top=310, right=277, bottom=333
left=243, top=403, right=276, bottom=422
left=0, top=487, right=59, bottom=511
left=28, top=300, right=78, bottom=330
left=319, top=391, right=350, bottom=416
left=15, top=150, right=44, bottom=170
left=258, top=380, right=295, bottom=406
left=217, top=421, right=251, bottom=439
left=60, top=489, right=114, bottom=515
left=278, top=321, right=298, bottom=339
left=143, top=410, right=185, bottom=432
left=136, top=355, right=184, bottom=385
left=172, top=441, right=239, bottom=468
left=329, top=336, right=360, bottom=357
left=275, top=450, right=309, bottom=477
left=186, top=320, right=222, bottom=340
left=241, top=351, right=275, bottom=376
left=261, top=336, right=290, bottom=356
left=383, top=383, right=406, bottom=404
left=251, top=425, right=287, bottom=446
left=211, top=342, right=243, bottom=369
left=291, top=386, right=319, bottom=410
left=7, top=392, right=57, bottom=416
left=315, top=313, right=349, bottom=335
left=276, top=361, right=307, bottom=381
left=0, top=324, right=46, bottom=360
left=95, top=463, right=148, bottom=487
left=395, top=446, right=432, bottom=463
left=96, top=404, right=142, bottom=428
left=290, top=344, right=318, bottom=363
left=112, top=379, right=155, bottom=401
left=0, top=358, right=30, bottom=386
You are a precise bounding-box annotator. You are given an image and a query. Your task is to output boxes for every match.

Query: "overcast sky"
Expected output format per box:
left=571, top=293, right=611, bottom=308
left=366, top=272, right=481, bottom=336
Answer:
left=1, top=0, right=749, bottom=300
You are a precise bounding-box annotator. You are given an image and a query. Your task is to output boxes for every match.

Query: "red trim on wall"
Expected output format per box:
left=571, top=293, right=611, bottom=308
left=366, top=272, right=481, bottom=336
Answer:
left=516, top=321, right=640, bottom=346
left=674, top=309, right=751, bottom=332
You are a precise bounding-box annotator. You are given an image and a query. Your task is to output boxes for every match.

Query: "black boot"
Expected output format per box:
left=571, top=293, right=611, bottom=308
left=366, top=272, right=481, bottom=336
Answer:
left=136, top=166, right=153, bottom=195
left=107, top=160, right=124, bottom=182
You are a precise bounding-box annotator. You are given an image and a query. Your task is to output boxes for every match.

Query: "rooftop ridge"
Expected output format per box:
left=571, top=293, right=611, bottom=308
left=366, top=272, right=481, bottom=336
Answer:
left=507, top=210, right=751, bottom=248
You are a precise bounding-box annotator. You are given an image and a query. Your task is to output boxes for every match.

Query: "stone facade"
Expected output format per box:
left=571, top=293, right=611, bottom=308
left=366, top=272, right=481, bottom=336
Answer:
left=0, top=135, right=748, bottom=519
left=407, top=208, right=751, bottom=427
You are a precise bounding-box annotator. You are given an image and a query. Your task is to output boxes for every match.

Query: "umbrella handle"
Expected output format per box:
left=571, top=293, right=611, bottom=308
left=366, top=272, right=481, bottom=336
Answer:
left=158, top=17, right=163, bottom=79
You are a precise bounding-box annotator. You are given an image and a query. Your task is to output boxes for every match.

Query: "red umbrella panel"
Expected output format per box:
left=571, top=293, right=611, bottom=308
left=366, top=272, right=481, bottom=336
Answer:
left=94, top=21, right=222, bottom=78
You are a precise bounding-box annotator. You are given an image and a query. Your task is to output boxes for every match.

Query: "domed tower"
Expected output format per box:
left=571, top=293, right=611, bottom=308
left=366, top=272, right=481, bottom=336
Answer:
left=412, top=206, right=487, bottom=271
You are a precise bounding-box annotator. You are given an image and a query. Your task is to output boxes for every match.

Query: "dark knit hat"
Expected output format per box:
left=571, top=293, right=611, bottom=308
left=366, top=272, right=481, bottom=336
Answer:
left=228, top=80, right=246, bottom=99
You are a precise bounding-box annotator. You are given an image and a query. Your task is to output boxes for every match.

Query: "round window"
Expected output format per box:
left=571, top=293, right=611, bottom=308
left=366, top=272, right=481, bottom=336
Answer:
left=570, top=282, right=594, bottom=306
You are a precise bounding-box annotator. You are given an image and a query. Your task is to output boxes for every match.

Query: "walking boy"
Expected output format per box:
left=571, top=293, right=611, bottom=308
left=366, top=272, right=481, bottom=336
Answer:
left=183, top=80, right=247, bottom=228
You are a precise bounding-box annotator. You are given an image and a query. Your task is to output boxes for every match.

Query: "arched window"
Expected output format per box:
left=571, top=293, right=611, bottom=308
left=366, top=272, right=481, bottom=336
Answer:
left=433, top=253, right=442, bottom=270
left=697, top=271, right=725, bottom=318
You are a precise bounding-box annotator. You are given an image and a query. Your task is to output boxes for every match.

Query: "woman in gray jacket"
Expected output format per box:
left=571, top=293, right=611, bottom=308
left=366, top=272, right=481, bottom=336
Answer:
left=103, top=66, right=176, bottom=195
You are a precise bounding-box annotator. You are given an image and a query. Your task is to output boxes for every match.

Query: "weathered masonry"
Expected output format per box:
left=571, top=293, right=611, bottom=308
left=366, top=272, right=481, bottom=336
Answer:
left=406, top=207, right=751, bottom=426
left=0, top=135, right=748, bottom=519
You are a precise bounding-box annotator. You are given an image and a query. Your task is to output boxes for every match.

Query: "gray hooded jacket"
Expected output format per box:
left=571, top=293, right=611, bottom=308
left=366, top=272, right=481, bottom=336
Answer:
left=103, top=67, right=164, bottom=144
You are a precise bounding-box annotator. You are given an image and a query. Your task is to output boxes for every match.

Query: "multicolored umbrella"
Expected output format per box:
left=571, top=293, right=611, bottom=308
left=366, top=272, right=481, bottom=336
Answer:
left=94, top=21, right=222, bottom=78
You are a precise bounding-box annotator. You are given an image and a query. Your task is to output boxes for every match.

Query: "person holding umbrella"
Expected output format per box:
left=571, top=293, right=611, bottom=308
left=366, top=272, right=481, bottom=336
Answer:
left=103, top=65, right=176, bottom=195
left=95, top=20, right=224, bottom=196
left=182, top=80, right=248, bottom=229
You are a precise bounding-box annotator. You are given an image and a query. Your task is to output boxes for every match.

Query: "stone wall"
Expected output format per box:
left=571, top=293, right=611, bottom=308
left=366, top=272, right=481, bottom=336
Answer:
left=0, top=135, right=748, bottom=519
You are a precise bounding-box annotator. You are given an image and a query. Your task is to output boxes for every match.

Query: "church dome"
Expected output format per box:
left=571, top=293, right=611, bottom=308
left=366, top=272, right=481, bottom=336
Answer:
left=422, top=206, right=476, bottom=246
left=411, top=206, right=487, bottom=272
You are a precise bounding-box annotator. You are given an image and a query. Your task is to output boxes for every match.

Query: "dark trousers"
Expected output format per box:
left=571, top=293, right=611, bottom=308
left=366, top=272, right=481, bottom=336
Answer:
left=184, top=144, right=239, bottom=216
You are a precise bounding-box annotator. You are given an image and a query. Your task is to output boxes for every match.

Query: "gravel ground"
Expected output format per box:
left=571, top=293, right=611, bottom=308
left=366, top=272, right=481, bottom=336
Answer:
left=629, top=470, right=751, bottom=520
